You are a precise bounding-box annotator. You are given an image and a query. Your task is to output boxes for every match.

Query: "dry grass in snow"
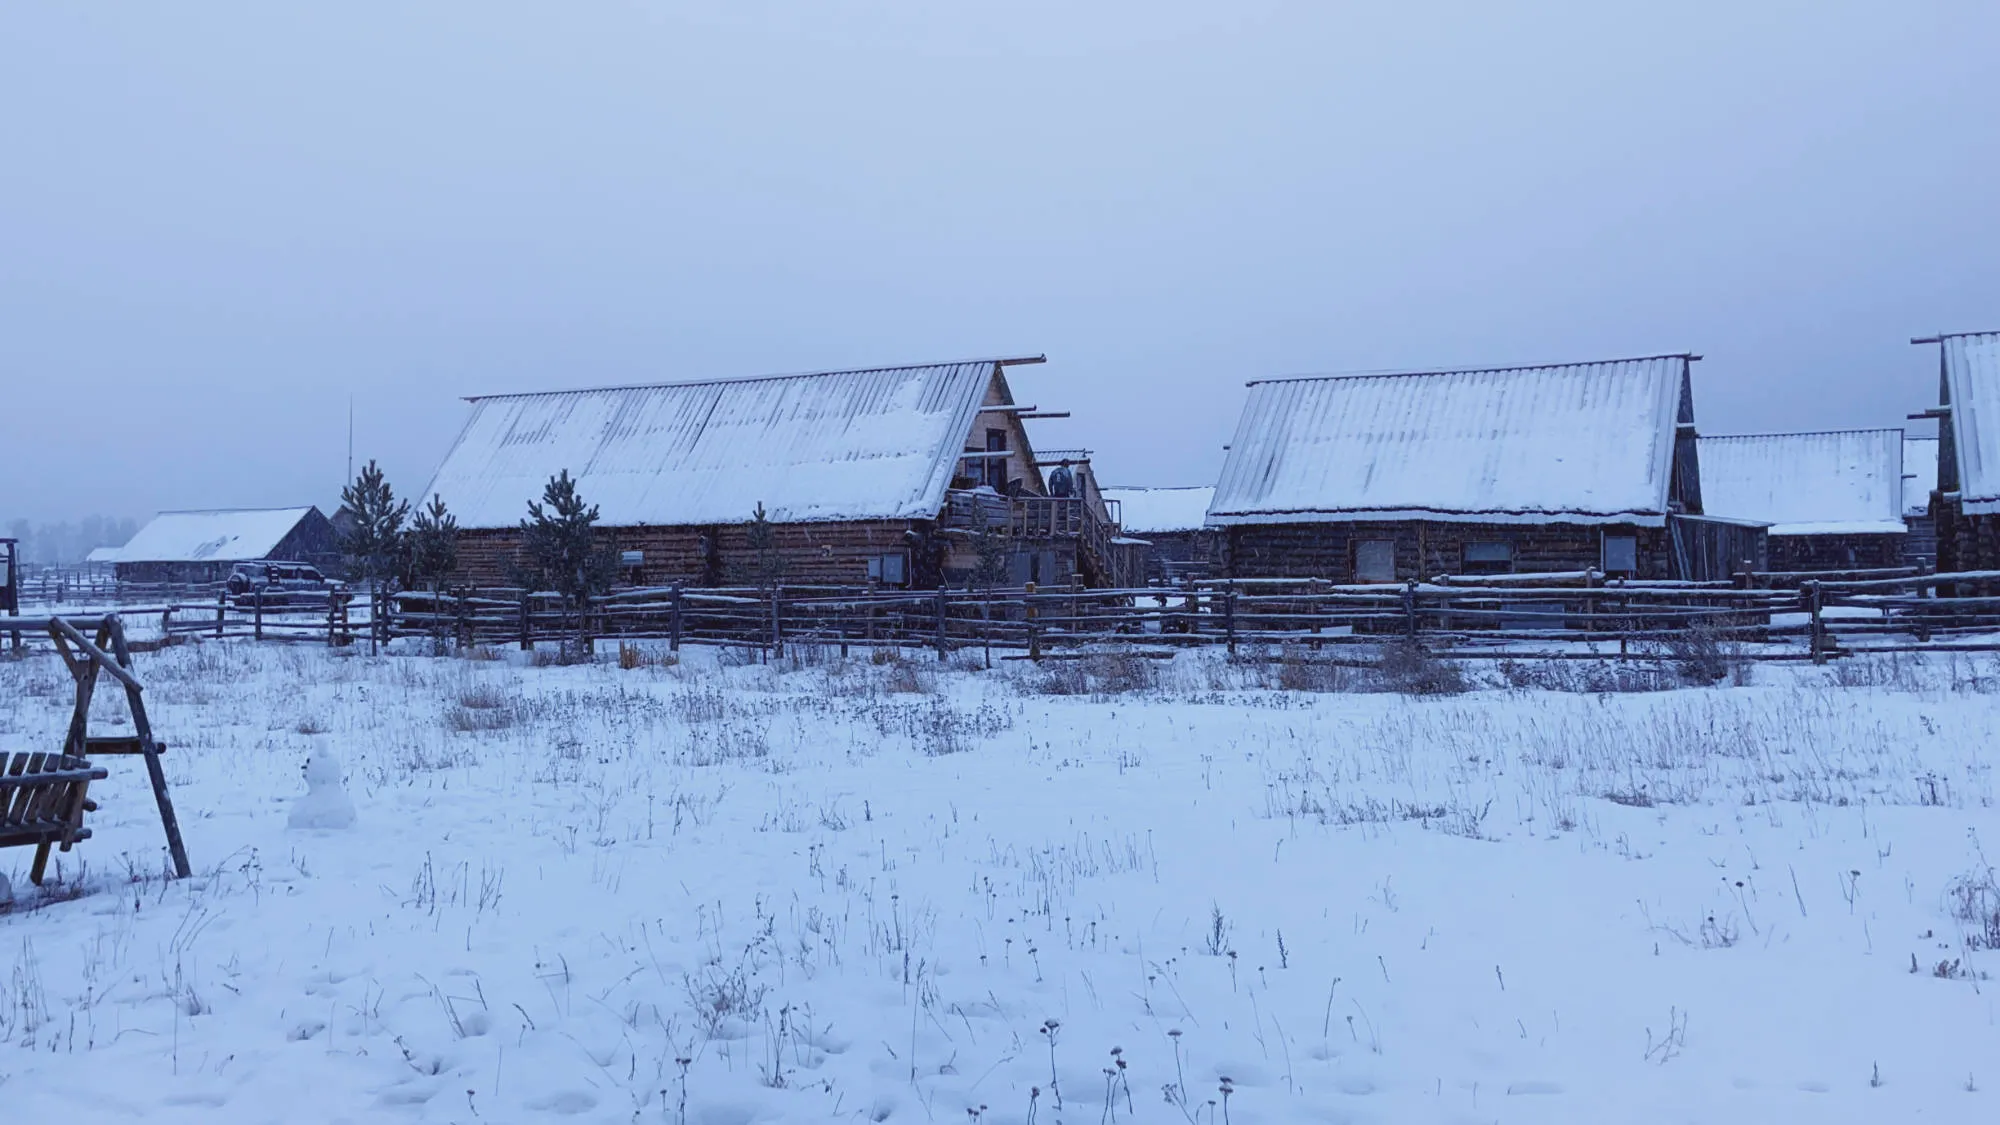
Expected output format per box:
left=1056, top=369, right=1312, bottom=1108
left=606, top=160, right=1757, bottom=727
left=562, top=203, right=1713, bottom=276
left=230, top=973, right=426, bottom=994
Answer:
left=1, top=640, right=1998, bottom=1123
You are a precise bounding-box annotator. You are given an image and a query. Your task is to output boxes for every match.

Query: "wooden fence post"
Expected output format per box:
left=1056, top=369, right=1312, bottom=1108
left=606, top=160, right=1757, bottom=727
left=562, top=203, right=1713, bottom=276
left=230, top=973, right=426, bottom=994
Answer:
left=669, top=585, right=683, bottom=653
left=216, top=589, right=226, bottom=639
left=1223, top=583, right=1237, bottom=655
left=1402, top=580, right=1419, bottom=640
left=1025, top=581, right=1041, bottom=662
left=519, top=592, right=532, bottom=651
left=934, top=587, right=948, bottom=661
left=770, top=584, right=784, bottom=658
left=1807, top=580, right=1826, bottom=664
left=253, top=588, right=264, bottom=641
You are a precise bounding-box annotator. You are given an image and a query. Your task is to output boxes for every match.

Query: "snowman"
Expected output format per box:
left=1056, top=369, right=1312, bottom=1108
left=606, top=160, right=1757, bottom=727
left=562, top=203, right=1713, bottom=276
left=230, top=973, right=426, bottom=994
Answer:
left=288, top=748, right=357, bottom=830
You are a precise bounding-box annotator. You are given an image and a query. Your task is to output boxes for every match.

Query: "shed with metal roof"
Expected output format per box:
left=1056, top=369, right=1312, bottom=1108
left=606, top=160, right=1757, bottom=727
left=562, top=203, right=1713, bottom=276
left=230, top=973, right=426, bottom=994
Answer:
left=115, top=507, right=337, bottom=584
left=1697, top=430, right=1906, bottom=571
left=423, top=357, right=1131, bottom=589
left=1209, top=355, right=1761, bottom=582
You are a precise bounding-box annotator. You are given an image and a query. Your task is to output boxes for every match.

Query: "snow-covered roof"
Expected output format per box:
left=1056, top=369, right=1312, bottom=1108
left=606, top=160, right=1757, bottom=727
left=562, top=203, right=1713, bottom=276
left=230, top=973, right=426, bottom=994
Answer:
left=1697, top=430, right=1905, bottom=537
left=119, top=508, right=320, bottom=563
left=1102, top=486, right=1215, bottom=533
left=1207, top=355, right=1691, bottom=526
left=85, top=545, right=122, bottom=563
left=1903, top=436, right=1939, bottom=516
left=425, top=359, right=1028, bottom=530
left=1939, top=332, right=2000, bottom=515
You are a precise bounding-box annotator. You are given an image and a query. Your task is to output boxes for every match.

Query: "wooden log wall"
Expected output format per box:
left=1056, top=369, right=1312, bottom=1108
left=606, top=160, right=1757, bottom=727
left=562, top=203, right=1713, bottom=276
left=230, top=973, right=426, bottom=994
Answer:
left=1223, top=520, right=1675, bottom=582
left=1765, top=533, right=1905, bottom=573
left=455, top=519, right=939, bottom=589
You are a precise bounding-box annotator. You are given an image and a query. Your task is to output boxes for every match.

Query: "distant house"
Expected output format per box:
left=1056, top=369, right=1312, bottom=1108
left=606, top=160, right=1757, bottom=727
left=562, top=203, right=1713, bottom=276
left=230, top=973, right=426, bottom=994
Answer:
left=115, top=507, right=338, bottom=585
left=1902, top=435, right=1940, bottom=567
left=1101, top=486, right=1218, bottom=584
left=1918, top=331, right=2000, bottom=574
left=1208, top=354, right=1765, bottom=582
left=422, top=357, right=1129, bottom=589
left=1697, top=430, right=1907, bottom=572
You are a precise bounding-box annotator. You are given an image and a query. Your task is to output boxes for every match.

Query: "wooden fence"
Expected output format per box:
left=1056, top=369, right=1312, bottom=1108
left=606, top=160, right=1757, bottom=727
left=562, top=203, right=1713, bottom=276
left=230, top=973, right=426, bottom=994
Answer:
left=367, top=568, right=2000, bottom=664
left=16, top=567, right=2000, bottom=664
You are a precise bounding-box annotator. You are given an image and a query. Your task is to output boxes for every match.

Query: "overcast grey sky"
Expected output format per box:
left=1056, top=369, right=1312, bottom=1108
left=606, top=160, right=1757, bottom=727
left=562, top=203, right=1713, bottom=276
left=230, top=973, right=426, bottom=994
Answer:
left=5, top=1, right=1996, bottom=526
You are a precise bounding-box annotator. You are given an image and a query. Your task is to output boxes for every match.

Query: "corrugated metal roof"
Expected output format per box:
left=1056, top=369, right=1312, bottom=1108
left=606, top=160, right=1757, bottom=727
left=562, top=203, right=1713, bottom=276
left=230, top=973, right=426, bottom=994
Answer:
left=119, top=508, right=319, bottom=563
left=1903, top=436, right=1939, bottom=516
left=1940, top=332, right=2000, bottom=514
left=425, top=360, right=1008, bottom=529
left=1698, top=430, right=1906, bottom=537
left=1207, top=355, right=1690, bottom=526
left=1102, top=486, right=1215, bottom=533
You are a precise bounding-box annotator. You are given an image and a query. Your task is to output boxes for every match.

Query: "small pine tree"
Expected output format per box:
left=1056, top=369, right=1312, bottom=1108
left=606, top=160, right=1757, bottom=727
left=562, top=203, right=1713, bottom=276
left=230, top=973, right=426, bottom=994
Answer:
left=519, top=470, right=616, bottom=630
left=742, top=502, right=786, bottom=590
left=968, top=516, right=1012, bottom=593
left=339, top=460, right=410, bottom=589
left=405, top=493, right=460, bottom=590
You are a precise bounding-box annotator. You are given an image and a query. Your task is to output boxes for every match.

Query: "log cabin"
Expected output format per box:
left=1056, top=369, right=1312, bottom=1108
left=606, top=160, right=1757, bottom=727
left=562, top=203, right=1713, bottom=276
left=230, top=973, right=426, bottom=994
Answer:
left=1099, top=486, right=1219, bottom=585
left=423, top=357, right=1129, bottom=590
left=114, top=507, right=339, bottom=585
left=1208, top=354, right=1766, bottom=582
left=1697, top=430, right=1907, bottom=572
left=1917, top=331, right=2000, bottom=575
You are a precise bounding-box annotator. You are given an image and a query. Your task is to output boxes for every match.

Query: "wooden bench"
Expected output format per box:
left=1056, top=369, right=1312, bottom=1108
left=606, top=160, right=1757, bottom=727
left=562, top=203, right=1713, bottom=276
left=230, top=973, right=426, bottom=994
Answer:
left=1, top=752, right=107, bottom=886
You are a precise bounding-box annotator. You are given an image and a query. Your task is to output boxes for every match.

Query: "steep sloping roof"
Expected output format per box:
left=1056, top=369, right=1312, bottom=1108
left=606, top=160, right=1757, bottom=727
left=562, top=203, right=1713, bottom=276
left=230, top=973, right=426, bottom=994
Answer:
left=1208, top=355, right=1690, bottom=526
left=1102, top=486, right=1215, bottom=533
left=425, top=359, right=1028, bottom=530
left=119, top=508, right=319, bottom=563
left=1903, top=436, right=1939, bottom=517
left=85, top=545, right=122, bottom=563
left=1698, top=430, right=1905, bottom=537
left=1940, top=332, right=2000, bottom=515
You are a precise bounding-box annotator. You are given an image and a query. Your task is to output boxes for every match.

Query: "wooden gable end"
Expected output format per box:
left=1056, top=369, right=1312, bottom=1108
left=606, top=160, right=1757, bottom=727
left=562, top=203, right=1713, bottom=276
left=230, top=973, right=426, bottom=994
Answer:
left=1668, top=360, right=1704, bottom=516
left=950, top=365, right=1049, bottom=498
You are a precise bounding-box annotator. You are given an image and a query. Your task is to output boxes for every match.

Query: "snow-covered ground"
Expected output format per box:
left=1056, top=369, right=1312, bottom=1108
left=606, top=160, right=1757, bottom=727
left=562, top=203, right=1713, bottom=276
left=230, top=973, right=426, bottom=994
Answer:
left=2, top=640, right=1998, bottom=1123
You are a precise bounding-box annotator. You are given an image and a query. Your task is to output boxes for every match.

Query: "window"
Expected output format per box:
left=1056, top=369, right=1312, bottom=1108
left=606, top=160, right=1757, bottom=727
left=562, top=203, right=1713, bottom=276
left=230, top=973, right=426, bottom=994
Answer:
left=1461, top=541, right=1514, bottom=575
left=620, top=550, right=644, bottom=568
left=1354, top=540, right=1396, bottom=583
left=1601, top=534, right=1638, bottom=576
left=984, top=428, right=1009, bottom=491
left=867, top=552, right=909, bottom=586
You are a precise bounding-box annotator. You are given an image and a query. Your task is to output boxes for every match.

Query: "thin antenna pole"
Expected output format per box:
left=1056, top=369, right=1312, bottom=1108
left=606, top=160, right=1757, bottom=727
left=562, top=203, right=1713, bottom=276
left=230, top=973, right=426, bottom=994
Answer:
left=347, top=394, right=354, bottom=483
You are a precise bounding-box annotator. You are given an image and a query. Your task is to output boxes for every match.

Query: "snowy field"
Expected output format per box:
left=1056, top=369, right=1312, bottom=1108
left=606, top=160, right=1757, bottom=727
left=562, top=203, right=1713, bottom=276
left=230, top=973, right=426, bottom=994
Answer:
left=3, top=640, right=1999, bottom=1124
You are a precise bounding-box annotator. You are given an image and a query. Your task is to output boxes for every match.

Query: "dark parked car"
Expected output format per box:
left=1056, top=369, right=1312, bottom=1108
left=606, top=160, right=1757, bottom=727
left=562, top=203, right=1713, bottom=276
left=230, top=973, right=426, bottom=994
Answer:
left=227, top=562, right=341, bottom=609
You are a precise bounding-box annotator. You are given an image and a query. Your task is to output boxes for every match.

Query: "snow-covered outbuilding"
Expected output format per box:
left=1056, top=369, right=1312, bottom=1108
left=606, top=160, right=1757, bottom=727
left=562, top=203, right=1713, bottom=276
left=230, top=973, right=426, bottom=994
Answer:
left=1697, top=430, right=1907, bottom=571
left=1917, top=330, right=2000, bottom=575
left=423, top=357, right=1129, bottom=589
left=115, top=507, right=338, bottom=585
left=1902, top=435, right=1940, bottom=566
left=1207, top=354, right=1765, bottom=581
left=1101, top=486, right=1219, bottom=584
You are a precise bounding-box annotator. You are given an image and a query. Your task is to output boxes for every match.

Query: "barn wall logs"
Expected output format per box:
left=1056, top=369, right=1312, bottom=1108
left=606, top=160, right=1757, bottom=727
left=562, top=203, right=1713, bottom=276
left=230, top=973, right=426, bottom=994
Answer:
left=1223, top=520, right=1676, bottom=582
left=454, top=520, right=934, bottom=590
